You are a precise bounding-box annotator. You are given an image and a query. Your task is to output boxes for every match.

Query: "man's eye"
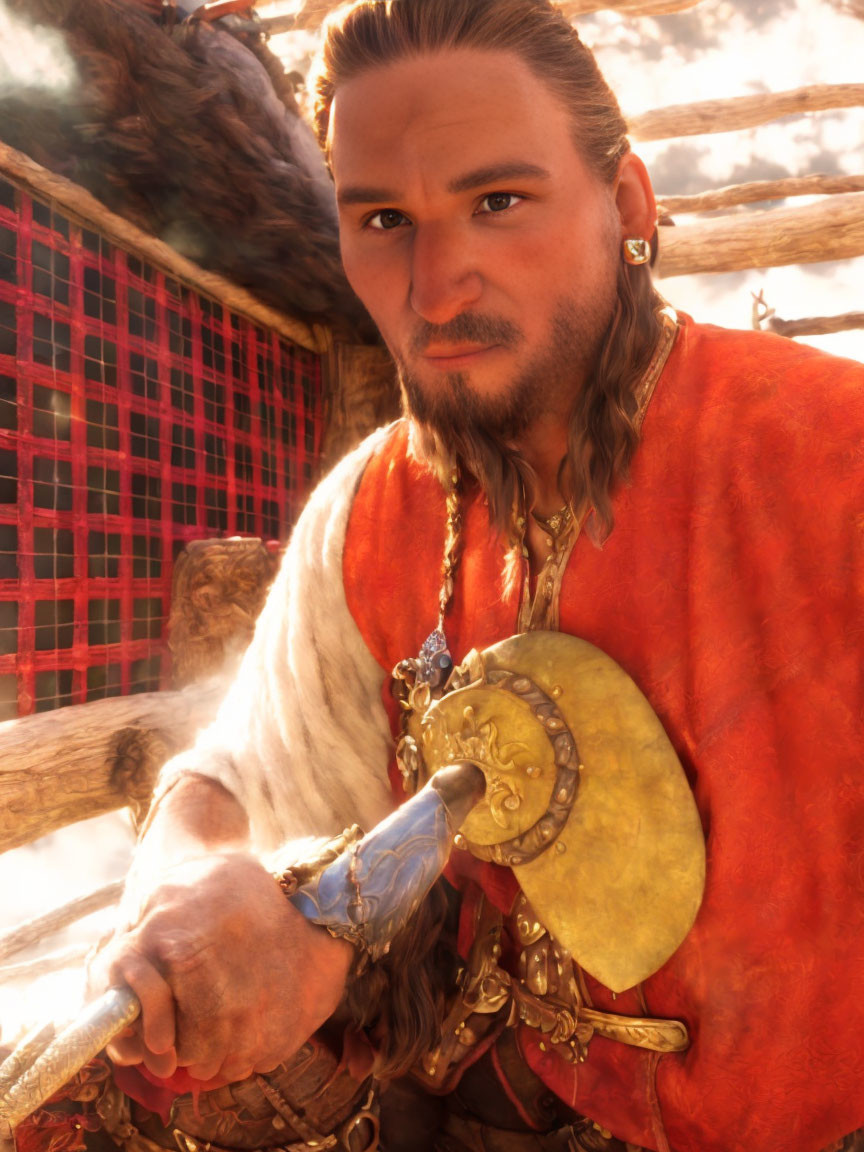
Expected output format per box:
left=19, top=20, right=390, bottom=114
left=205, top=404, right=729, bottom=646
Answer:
left=367, top=209, right=409, bottom=230
left=477, top=193, right=522, bottom=214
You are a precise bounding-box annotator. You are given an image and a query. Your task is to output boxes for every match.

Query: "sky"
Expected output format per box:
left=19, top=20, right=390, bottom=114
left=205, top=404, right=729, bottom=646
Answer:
left=1, top=0, right=862, bottom=1046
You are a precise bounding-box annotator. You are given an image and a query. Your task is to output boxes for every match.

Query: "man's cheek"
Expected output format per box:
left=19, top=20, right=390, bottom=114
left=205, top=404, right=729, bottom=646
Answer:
left=344, top=261, right=399, bottom=325
left=338, top=245, right=364, bottom=296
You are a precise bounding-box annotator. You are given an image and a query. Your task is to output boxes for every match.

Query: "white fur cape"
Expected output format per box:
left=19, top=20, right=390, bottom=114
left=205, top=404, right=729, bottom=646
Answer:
left=152, top=429, right=396, bottom=851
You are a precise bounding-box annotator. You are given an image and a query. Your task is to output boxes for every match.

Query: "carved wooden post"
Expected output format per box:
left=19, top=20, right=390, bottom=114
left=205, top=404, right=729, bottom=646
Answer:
left=168, top=537, right=279, bottom=688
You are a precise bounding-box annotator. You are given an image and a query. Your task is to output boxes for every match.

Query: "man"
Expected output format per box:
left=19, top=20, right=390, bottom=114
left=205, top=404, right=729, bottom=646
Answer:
left=92, top=2, right=864, bottom=1150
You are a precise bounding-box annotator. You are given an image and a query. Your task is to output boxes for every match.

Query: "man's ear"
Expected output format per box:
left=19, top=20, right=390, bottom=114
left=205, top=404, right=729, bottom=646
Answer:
left=614, top=152, right=657, bottom=242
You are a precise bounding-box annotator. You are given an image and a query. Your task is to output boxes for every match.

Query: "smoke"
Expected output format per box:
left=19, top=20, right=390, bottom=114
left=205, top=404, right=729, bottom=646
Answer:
left=0, top=0, right=78, bottom=98
left=0, top=810, right=134, bottom=1046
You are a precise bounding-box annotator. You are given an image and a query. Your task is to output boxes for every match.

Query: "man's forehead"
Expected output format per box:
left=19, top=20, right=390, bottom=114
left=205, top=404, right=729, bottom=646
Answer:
left=328, top=48, right=574, bottom=189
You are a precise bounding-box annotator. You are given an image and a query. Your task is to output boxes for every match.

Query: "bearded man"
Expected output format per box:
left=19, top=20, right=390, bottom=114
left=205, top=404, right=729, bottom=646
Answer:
left=82, top=2, right=864, bottom=1151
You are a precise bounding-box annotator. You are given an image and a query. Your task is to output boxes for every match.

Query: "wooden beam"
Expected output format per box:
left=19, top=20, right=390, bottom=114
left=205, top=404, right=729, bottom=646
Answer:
left=0, top=537, right=276, bottom=855
left=281, top=0, right=703, bottom=30
left=657, top=173, right=864, bottom=215
left=0, top=682, right=225, bottom=855
left=278, top=0, right=335, bottom=29
left=629, top=84, right=864, bottom=141
left=831, top=0, right=864, bottom=17
left=0, top=945, right=90, bottom=984
left=0, top=143, right=328, bottom=355
left=321, top=343, right=398, bottom=470
left=765, top=312, right=864, bottom=338
left=655, top=192, right=864, bottom=277
left=560, top=0, right=704, bottom=13
left=0, top=882, right=124, bottom=965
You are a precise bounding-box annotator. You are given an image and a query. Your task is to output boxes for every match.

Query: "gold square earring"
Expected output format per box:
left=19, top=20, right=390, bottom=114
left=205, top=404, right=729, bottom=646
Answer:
left=622, top=237, right=651, bottom=265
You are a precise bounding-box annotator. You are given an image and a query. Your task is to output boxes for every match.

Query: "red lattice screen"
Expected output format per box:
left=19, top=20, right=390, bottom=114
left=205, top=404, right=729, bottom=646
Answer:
left=0, top=173, right=325, bottom=718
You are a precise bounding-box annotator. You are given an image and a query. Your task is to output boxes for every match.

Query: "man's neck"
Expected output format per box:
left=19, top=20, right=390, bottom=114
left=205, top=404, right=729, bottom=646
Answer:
left=516, top=411, right=571, bottom=517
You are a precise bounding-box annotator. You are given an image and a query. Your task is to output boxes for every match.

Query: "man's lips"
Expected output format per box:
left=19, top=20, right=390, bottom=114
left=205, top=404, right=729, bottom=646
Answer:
left=420, top=343, right=500, bottom=366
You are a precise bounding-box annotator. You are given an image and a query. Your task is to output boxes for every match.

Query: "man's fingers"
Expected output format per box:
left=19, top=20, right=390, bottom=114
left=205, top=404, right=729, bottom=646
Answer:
left=217, top=1058, right=256, bottom=1084
left=106, top=1029, right=147, bottom=1067
left=183, top=1058, right=224, bottom=1083
left=110, top=947, right=177, bottom=1057
left=141, top=1047, right=179, bottom=1080
left=251, top=1052, right=286, bottom=1076
left=88, top=854, right=353, bottom=1083
left=106, top=1031, right=178, bottom=1078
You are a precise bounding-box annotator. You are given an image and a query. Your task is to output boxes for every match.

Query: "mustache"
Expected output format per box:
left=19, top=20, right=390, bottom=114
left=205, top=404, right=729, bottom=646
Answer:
left=409, top=312, right=523, bottom=355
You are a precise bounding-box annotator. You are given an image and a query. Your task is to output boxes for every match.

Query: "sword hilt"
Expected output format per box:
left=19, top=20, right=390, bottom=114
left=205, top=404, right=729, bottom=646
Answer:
left=287, top=763, right=484, bottom=960
left=0, top=763, right=485, bottom=1136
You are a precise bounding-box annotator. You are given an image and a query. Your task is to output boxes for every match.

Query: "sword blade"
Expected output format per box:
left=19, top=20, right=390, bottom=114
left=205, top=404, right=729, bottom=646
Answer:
left=0, top=986, right=140, bottom=1137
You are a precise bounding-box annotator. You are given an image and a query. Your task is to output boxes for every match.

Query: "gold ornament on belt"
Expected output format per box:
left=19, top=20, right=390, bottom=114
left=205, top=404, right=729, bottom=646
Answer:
left=399, top=630, right=706, bottom=994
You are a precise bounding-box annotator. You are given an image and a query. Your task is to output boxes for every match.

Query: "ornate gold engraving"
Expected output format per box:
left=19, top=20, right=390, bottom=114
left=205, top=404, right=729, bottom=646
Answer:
left=411, top=632, right=707, bottom=993
left=422, top=704, right=530, bottom=830
left=415, top=672, right=581, bottom=868
left=419, top=892, right=690, bottom=1089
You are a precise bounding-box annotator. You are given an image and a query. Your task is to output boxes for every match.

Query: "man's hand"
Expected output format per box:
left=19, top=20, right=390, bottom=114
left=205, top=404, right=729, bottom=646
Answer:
left=91, top=777, right=353, bottom=1084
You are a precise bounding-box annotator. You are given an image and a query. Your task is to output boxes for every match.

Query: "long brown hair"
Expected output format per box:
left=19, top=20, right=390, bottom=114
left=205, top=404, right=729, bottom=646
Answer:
left=313, top=0, right=665, bottom=542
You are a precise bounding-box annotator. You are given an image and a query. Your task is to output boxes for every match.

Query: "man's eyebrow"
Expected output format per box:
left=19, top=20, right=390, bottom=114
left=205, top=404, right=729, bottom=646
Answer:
left=336, top=163, right=552, bottom=207
left=447, top=162, right=551, bottom=194
left=336, top=185, right=399, bottom=207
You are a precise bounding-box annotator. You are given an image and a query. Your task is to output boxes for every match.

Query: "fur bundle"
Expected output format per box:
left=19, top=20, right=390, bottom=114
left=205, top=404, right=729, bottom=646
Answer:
left=2, top=0, right=372, bottom=336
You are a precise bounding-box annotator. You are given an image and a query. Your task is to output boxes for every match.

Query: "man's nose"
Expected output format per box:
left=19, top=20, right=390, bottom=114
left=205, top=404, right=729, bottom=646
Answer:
left=408, top=222, right=482, bottom=325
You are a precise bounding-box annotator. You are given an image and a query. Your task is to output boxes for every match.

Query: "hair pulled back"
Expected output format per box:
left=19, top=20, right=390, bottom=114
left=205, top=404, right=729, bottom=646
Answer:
left=313, top=0, right=629, bottom=187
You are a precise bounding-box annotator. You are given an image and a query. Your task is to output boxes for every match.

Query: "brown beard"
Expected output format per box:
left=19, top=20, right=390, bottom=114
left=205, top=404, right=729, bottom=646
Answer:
left=398, top=264, right=661, bottom=544
left=400, top=300, right=606, bottom=445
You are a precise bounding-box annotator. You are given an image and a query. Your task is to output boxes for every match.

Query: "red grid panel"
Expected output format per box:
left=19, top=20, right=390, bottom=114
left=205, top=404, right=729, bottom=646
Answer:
left=0, top=174, right=325, bottom=717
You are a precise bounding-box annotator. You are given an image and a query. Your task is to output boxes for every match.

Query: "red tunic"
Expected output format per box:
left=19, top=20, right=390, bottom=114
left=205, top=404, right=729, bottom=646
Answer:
left=343, top=318, right=864, bottom=1152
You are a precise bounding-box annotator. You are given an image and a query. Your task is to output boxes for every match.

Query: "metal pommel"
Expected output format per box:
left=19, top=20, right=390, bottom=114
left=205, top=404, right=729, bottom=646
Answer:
left=289, top=763, right=484, bottom=960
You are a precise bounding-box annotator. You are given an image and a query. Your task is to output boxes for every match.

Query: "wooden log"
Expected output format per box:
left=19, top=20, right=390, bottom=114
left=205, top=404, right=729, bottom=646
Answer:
left=279, top=0, right=703, bottom=30
left=168, top=538, right=278, bottom=689
left=0, top=883, right=123, bottom=966
left=0, top=945, right=90, bottom=985
left=272, top=0, right=334, bottom=29
left=629, top=84, right=864, bottom=141
left=0, top=681, right=225, bottom=855
left=831, top=0, right=864, bottom=17
left=655, top=192, right=864, bottom=277
left=559, top=0, right=703, bottom=13
left=657, top=173, right=864, bottom=215
left=765, top=311, right=864, bottom=338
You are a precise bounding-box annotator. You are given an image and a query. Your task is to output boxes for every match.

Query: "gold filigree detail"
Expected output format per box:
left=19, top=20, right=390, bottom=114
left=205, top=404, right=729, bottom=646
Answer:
left=416, top=892, right=690, bottom=1090
left=422, top=704, right=530, bottom=832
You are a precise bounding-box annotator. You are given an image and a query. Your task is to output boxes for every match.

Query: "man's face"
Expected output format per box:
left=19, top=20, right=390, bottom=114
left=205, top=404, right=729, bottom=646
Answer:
left=329, top=48, right=623, bottom=439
